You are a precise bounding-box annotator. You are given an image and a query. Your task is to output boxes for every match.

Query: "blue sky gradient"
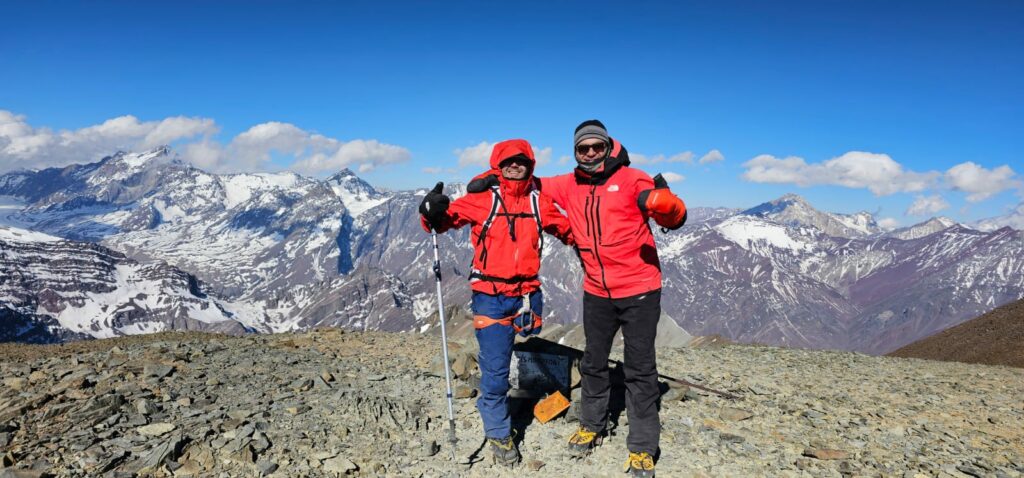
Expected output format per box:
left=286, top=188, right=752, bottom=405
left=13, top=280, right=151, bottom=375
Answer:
left=2, top=1, right=1021, bottom=225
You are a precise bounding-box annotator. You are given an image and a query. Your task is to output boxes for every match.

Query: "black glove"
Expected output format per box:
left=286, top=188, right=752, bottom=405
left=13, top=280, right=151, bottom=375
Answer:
left=653, top=173, right=669, bottom=189
left=466, top=174, right=499, bottom=193
left=419, top=182, right=450, bottom=229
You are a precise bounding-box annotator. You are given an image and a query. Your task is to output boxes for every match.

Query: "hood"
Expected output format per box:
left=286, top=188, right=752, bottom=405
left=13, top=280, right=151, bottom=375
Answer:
left=466, top=139, right=536, bottom=197
left=489, top=139, right=536, bottom=170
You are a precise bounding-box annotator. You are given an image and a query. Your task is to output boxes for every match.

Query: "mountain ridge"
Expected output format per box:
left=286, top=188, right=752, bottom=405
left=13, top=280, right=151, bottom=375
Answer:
left=887, top=295, right=1024, bottom=368
left=1, top=146, right=1021, bottom=354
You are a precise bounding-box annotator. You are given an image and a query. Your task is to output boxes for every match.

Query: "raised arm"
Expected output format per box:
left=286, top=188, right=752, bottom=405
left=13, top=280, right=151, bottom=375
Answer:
left=537, top=175, right=567, bottom=210
left=636, top=173, right=687, bottom=230
left=419, top=182, right=491, bottom=233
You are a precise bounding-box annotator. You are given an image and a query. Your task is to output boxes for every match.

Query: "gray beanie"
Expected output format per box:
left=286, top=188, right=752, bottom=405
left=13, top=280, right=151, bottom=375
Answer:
left=574, top=119, right=610, bottom=146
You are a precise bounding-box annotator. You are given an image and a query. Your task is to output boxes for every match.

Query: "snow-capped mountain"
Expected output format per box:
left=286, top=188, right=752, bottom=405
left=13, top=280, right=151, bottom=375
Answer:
left=886, top=217, right=958, bottom=241
left=741, top=193, right=882, bottom=238
left=1, top=146, right=1022, bottom=354
left=0, top=225, right=251, bottom=343
left=973, top=202, right=1024, bottom=232
left=663, top=215, right=1023, bottom=353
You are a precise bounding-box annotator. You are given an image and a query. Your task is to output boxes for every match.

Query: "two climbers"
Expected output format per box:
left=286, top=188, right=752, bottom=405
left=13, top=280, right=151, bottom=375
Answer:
left=420, top=121, right=686, bottom=477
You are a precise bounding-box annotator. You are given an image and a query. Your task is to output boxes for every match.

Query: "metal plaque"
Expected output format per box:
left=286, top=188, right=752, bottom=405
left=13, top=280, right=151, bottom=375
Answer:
left=509, top=351, right=570, bottom=395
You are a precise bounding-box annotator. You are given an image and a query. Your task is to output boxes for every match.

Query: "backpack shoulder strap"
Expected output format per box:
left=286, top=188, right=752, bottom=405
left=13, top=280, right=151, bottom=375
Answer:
left=530, top=189, right=543, bottom=257
left=476, top=187, right=501, bottom=247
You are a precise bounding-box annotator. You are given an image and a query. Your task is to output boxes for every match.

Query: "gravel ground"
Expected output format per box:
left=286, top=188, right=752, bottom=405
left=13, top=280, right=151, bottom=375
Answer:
left=1, top=329, right=1022, bottom=477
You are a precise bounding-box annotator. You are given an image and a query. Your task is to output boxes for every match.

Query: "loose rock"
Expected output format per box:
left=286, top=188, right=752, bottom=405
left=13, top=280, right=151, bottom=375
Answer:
left=322, top=456, right=358, bottom=474
left=803, top=448, right=850, bottom=460
left=137, top=422, right=176, bottom=436
left=720, top=407, right=754, bottom=421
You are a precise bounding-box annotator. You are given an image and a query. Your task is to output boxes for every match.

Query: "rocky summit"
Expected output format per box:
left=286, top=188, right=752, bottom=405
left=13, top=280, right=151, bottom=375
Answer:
left=0, top=329, right=1022, bottom=478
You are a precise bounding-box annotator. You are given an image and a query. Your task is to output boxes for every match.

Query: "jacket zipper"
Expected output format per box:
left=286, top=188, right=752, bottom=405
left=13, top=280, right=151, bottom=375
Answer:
left=584, top=196, right=591, bottom=237
left=588, top=185, right=611, bottom=297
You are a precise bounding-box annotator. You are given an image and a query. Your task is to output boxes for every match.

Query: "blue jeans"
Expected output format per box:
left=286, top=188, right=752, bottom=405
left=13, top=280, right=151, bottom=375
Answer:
left=472, top=290, right=543, bottom=439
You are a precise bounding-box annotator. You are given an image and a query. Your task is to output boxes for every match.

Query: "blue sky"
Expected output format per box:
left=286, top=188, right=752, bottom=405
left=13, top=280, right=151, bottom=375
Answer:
left=1, top=1, right=1022, bottom=226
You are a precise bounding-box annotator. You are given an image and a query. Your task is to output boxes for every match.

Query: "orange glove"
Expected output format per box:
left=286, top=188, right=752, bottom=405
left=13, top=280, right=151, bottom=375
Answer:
left=638, top=174, right=687, bottom=230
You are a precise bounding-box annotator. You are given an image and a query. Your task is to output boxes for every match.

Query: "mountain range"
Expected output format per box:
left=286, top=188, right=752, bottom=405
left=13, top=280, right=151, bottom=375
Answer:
left=1, top=146, right=1021, bottom=353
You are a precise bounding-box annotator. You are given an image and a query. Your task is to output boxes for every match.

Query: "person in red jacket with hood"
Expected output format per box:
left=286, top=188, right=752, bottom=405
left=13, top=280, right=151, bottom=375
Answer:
left=540, top=120, right=686, bottom=477
left=419, top=139, right=573, bottom=466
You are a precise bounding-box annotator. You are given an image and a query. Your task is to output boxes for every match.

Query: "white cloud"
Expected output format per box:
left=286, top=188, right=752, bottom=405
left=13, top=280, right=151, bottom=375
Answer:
left=0, top=110, right=412, bottom=175
left=906, top=194, right=950, bottom=216
left=454, top=141, right=552, bottom=169
left=699, top=149, right=725, bottom=165
left=455, top=141, right=495, bottom=168
left=422, top=166, right=442, bottom=174
left=944, top=162, right=1020, bottom=203
left=179, top=140, right=224, bottom=171
left=631, top=151, right=694, bottom=165
left=291, top=138, right=410, bottom=175
left=141, top=116, right=218, bottom=149
left=661, top=172, right=685, bottom=183
left=225, top=122, right=313, bottom=171
left=534, top=147, right=553, bottom=167
left=0, top=110, right=218, bottom=171
left=877, top=217, right=901, bottom=230
left=742, top=151, right=939, bottom=196
left=557, top=155, right=573, bottom=165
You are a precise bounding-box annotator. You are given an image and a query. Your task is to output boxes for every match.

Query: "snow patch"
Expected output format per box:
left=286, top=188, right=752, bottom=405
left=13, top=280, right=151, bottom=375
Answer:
left=331, top=184, right=389, bottom=217
left=715, top=216, right=813, bottom=253
left=222, top=172, right=303, bottom=209
left=0, top=225, right=61, bottom=243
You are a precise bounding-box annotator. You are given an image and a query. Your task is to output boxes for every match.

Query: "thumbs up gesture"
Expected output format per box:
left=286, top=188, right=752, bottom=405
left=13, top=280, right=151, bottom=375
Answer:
left=419, top=182, right=450, bottom=229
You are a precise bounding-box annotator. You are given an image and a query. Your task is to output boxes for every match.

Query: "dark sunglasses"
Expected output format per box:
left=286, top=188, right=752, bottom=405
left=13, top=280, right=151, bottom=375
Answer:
left=575, top=142, right=607, bottom=155
left=499, top=155, right=532, bottom=168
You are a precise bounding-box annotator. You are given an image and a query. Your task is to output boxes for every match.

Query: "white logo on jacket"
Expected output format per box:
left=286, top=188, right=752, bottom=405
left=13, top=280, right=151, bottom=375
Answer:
left=607, top=185, right=619, bottom=192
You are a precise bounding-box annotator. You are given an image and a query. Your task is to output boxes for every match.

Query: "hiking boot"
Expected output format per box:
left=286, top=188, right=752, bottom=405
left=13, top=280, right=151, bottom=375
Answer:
left=623, top=451, right=656, bottom=477
left=567, top=426, right=601, bottom=457
left=487, top=435, right=519, bottom=466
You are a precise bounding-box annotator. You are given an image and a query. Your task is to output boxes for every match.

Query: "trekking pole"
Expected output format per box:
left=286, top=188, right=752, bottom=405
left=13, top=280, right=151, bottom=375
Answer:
left=607, top=357, right=741, bottom=400
left=430, top=228, right=459, bottom=460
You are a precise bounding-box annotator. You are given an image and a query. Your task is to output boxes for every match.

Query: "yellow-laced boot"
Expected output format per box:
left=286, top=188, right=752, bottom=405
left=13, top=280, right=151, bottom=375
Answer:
left=623, top=451, right=655, bottom=477
left=567, top=426, right=601, bottom=457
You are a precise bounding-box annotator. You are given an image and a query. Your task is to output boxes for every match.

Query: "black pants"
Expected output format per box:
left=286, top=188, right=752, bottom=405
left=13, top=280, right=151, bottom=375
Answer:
left=579, top=289, right=661, bottom=455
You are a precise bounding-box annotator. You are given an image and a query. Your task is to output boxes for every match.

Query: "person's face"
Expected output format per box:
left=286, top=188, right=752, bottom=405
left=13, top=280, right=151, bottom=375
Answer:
left=575, top=138, right=608, bottom=163
left=499, top=157, right=530, bottom=180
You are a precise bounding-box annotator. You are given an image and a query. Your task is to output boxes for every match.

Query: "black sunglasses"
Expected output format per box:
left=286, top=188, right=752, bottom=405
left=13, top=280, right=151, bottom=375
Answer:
left=576, top=142, right=607, bottom=155
left=499, top=155, right=532, bottom=168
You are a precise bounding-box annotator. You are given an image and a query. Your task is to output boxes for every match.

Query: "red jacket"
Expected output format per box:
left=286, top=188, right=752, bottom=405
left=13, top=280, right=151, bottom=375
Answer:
left=422, top=139, right=574, bottom=296
left=540, top=139, right=685, bottom=299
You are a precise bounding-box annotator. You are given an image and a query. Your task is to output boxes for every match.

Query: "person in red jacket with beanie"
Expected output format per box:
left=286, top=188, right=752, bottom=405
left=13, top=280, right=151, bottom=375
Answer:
left=419, top=139, right=573, bottom=466
left=540, top=120, right=686, bottom=477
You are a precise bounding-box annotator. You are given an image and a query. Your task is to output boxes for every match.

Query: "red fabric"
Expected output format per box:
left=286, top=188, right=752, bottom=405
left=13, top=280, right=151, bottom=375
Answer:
left=489, top=138, right=535, bottom=169
left=644, top=189, right=687, bottom=229
left=420, top=139, right=574, bottom=296
left=540, top=139, right=664, bottom=298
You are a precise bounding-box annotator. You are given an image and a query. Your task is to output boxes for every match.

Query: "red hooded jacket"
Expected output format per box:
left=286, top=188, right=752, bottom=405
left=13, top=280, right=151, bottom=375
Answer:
left=421, top=139, right=574, bottom=296
left=540, top=139, right=686, bottom=299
